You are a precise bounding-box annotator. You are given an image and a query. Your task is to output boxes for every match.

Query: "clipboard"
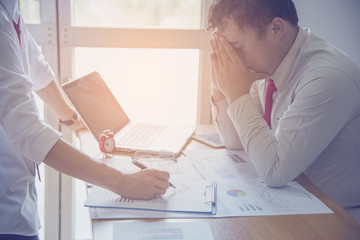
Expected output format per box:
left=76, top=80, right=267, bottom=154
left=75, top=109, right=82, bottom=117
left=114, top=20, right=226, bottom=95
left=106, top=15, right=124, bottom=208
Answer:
left=205, top=182, right=217, bottom=215
left=192, top=133, right=225, bottom=148
left=85, top=181, right=217, bottom=215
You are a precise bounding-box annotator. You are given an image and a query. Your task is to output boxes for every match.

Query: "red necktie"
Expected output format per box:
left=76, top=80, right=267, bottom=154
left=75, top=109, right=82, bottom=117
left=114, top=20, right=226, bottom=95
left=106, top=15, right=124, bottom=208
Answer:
left=13, top=16, right=21, bottom=46
left=264, top=79, right=277, bottom=128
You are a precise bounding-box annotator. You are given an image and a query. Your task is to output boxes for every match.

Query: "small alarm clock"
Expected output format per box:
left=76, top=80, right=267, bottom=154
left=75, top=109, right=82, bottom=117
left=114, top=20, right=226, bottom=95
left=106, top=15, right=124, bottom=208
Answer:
left=99, top=130, right=115, bottom=154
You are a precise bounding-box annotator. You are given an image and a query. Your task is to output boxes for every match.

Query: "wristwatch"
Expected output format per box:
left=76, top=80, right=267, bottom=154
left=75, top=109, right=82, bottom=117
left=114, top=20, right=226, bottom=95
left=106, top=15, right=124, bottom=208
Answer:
left=59, top=112, right=78, bottom=126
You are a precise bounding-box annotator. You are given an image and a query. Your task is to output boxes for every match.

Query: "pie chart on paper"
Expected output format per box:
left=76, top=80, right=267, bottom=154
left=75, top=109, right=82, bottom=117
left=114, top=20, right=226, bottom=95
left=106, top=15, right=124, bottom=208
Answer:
left=226, top=189, right=247, bottom=197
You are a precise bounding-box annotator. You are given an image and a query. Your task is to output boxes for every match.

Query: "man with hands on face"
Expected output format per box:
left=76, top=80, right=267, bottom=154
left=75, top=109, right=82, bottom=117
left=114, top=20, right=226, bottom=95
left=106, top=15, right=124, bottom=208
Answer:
left=208, top=0, right=360, bottom=222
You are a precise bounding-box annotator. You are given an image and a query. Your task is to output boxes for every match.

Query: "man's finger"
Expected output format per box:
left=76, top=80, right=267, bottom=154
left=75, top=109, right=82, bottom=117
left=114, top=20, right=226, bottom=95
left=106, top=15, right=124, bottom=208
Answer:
left=215, top=34, right=231, bottom=64
left=220, top=35, right=239, bottom=62
left=209, top=38, right=216, bottom=52
left=210, top=52, right=219, bottom=74
left=211, top=36, right=224, bottom=68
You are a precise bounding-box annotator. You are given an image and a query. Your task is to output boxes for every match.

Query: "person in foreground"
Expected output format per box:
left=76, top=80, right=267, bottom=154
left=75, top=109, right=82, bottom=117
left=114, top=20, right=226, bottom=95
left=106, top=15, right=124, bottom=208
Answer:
left=0, top=1, right=170, bottom=239
left=208, top=0, right=360, bottom=222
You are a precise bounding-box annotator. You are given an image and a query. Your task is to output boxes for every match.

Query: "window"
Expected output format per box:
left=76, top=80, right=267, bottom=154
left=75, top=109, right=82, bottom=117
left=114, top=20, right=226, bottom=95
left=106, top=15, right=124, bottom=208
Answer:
left=22, top=0, right=212, bottom=239
left=74, top=47, right=199, bottom=125
left=72, top=0, right=201, bottom=29
left=60, top=1, right=212, bottom=239
left=20, top=0, right=40, bottom=23
left=59, top=1, right=212, bottom=125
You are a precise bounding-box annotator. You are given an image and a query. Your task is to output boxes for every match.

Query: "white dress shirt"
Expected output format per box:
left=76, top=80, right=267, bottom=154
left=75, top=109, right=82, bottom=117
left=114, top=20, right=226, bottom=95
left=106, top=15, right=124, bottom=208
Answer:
left=213, top=27, right=360, bottom=221
left=0, top=0, right=61, bottom=235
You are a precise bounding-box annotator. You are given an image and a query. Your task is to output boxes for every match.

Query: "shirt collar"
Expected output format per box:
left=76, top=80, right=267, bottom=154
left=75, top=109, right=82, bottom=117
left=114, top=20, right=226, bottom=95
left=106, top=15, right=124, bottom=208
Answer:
left=270, top=27, right=309, bottom=91
left=1, top=0, right=20, bottom=23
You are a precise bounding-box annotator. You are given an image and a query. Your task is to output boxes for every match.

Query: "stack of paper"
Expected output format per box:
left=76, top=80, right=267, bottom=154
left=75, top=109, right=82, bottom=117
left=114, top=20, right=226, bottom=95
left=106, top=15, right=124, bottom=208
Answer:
left=85, top=149, right=332, bottom=219
left=85, top=180, right=216, bottom=215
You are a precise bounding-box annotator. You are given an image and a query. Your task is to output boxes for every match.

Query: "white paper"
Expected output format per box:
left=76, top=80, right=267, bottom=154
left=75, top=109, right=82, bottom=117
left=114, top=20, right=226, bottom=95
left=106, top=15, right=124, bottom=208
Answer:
left=87, top=149, right=332, bottom=219
left=186, top=149, right=262, bottom=182
left=113, top=220, right=214, bottom=240
left=89, top=180, right=332, bottom=219
left=85, top=179, right=215, bottom=214
left=214, top=180, right=333, bottom=217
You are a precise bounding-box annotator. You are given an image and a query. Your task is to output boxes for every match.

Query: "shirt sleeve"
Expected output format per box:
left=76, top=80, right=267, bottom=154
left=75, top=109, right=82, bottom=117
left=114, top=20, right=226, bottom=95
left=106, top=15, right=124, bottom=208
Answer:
left=228, top=68, right=360, bottom=187
left=0, top=18, right=61, bottom=164
left=23, top=18, right=55, bottom=91
left=211, top=79, right=265, bottom=150
left=211, top=97, right=243, bottom=150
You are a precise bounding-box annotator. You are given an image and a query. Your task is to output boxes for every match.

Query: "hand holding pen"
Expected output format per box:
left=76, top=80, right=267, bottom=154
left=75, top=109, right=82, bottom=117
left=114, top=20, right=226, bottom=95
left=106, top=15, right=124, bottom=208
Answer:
left=132, top=159, right=176, bottom=189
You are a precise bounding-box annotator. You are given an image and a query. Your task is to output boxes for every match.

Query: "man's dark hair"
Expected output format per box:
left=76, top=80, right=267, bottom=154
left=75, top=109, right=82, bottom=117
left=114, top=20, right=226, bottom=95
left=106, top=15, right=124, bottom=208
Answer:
left=208, top=0, right=298, bottom=35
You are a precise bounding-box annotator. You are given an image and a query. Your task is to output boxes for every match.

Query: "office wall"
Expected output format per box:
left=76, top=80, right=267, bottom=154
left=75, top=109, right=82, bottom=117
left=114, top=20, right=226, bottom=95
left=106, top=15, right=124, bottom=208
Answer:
left=293, top=0, right=360, bottom=66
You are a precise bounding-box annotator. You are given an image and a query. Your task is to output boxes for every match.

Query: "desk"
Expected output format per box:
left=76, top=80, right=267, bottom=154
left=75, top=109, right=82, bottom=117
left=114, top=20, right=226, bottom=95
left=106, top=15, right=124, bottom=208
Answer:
left=79, top=125, right=360, bottom=240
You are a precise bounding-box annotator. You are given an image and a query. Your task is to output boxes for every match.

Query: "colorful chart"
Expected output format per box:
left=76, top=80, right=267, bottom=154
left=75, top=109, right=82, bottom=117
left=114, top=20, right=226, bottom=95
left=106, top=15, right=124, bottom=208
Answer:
left=216, top=168, right=236, bottom=179
left=227, top=189, right=247, bottom=197
left=239, top=202, right=263, bottom=211
left=227, top=154, right=245, bottom=163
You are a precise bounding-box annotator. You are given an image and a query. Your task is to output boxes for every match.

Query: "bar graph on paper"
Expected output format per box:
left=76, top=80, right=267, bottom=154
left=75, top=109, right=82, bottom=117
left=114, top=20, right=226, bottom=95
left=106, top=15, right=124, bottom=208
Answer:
left=258, top=186, right=296, bottom=211
left=217, top=182, right=308, bottom=216
left=225, top=188, right=265, bottom=213
left=238, top=201, right=263, bottom=212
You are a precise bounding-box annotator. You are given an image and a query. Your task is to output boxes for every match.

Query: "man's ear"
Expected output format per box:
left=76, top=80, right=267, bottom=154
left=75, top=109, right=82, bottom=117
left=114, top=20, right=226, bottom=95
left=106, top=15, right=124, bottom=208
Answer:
left=271, top=17, right=285, bottom=39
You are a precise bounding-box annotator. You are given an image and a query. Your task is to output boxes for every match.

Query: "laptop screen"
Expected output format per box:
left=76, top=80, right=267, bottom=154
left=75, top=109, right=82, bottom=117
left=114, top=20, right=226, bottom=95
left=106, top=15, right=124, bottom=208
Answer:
left=62, top=71, right=130, bottom=140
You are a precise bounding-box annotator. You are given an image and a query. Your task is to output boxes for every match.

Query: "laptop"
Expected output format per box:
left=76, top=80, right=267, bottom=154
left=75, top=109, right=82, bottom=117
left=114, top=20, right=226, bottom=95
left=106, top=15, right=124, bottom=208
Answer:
left=62, top=71, right=195, bottom=156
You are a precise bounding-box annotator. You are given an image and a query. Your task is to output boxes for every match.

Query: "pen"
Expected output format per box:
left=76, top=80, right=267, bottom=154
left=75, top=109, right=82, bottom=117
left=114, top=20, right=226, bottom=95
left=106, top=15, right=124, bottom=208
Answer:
left=132, top=160, right=176, bottom=189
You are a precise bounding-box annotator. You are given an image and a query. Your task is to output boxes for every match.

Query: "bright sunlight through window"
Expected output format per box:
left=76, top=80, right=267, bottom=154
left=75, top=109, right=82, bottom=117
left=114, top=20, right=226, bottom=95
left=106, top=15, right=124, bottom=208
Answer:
left=74, top=48, right=199, bottom=125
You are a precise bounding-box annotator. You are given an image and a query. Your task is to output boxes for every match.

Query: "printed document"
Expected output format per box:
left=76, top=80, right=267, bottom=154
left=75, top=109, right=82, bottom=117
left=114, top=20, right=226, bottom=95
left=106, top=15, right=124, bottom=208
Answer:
left=86, top=149, right=332, bottom=219
left=85, top=179, right=216, bottom=214
left=113, top=220, right=214, bottom=240
left=185, top=149, right=262, bottom=182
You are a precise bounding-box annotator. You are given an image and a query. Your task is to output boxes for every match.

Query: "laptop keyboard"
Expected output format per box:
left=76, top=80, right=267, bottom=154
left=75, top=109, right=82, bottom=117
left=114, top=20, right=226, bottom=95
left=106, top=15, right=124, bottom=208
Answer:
left=115, top=123, right=166, bottom=148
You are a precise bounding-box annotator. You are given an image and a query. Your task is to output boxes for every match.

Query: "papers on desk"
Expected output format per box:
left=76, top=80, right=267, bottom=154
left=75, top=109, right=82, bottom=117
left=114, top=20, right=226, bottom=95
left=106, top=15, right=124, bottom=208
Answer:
left=112, top=220, right=214, bottom=240
left=186, top=149, right=262, bottom=182
left=215, top=181, right=332, bottom=216
left=188, top=149, right=332, bottom=217
left=85, top=180, right=216, bottom=215
left=86, top=149, right=332, bottom=219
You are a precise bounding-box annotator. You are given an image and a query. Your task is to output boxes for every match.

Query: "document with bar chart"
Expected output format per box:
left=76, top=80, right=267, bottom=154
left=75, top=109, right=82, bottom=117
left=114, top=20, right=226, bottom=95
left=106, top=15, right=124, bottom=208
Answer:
left=85, top=179, right=217, bottom=215
left=87, top=149, right=332, bottom=219
left=187, top=149, right=262, bottom=182
left=188, top=149, right=332, bottom=217
left=212, top=180, right=332, bottom=217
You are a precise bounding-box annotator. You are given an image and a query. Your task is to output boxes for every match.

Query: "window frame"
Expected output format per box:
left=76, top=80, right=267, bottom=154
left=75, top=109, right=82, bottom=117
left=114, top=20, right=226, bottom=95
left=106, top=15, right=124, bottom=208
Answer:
left=26, top=0, right=61, bottom=239
left=58, top=0, right=212, bottom=125
left=30, top=0, right=213, bottom=239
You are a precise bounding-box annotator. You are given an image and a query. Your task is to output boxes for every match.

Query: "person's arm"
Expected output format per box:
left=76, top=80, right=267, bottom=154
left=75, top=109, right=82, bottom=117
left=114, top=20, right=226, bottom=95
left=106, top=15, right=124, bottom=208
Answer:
left=228, top=69, right=360, bottom=187
left=21, top=22, right=84, bottom=133
left=1, top=65, right=170, bottom=200
left=44, top=139, right=170, bottom=200
left=208, top=31, right=359, bottom=189
left=208, top=50, right=242, bottom=149
left=209, top=34, right=263, bottom=149
left=35, top=80, right=85, bottom=132
left=210, top=89, right=244, bottom=149
left=0, top=21, right=170, bottom=200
